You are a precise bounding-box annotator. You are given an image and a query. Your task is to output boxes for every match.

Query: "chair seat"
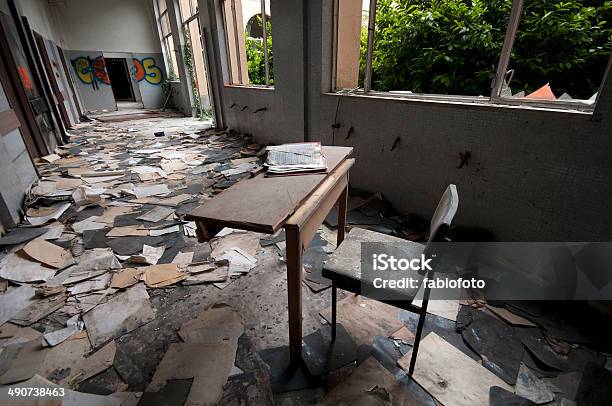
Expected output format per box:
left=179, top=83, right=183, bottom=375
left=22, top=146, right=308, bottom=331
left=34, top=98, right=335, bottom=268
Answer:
left=322, top=228, right=425, bottom=301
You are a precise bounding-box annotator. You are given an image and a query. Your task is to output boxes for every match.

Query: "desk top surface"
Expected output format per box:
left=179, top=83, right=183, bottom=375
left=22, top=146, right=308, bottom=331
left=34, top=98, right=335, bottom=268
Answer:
left=186, top=146, right=353, bottom=234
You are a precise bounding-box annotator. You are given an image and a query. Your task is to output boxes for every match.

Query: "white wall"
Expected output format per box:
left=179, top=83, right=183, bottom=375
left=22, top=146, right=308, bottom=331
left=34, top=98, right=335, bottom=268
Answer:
left=18, top=0, right=62, bottom=45
left=50, top=0, right=161, bottom=54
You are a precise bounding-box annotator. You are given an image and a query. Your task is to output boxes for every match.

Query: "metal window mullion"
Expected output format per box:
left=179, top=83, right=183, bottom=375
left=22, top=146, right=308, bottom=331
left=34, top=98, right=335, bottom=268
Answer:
left=261, top=0, right=270, bottom=86
left=491, top=0, right=524, bottom=99
left=331, top=0, right=339, bottom=91
left=230, top=0, right=243, bottom=84
left=364, top=0, right=378, bottom=93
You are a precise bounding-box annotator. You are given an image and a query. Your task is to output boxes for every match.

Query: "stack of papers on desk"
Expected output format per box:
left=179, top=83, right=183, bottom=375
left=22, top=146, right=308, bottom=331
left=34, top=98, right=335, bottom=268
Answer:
left=265, top=142, right=327, bottom=175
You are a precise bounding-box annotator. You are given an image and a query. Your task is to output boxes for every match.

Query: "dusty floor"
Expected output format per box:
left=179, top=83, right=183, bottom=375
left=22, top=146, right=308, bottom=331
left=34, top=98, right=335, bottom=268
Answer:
left=0, top=112, right=344, bottom=404
left=1, top=111, right=611, bottom=406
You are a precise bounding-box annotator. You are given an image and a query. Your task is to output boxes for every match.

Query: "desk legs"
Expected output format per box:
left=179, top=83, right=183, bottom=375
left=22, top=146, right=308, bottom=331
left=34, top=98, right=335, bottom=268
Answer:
left=286, top=227, right=303, bottom=364
left=285, top=183, right=350, bottom=364
left=337, top=184, right=348, bottom=246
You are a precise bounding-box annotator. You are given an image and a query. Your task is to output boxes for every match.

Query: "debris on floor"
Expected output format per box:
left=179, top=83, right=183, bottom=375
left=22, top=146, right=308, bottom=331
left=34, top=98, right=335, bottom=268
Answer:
left=1, top=115, right=611, bottom=406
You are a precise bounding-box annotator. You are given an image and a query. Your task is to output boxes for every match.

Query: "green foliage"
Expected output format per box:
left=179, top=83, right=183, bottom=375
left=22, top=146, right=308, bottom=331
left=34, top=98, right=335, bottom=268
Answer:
left=361, top=0, right=611, bottom=98
left=183, top=27, right=211, bottom=120
left=245, top=16, right=274, bottom=85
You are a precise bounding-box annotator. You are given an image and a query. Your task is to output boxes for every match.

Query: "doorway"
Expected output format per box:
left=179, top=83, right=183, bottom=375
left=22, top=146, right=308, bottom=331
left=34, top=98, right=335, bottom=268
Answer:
left=105, top=58, right=135, bottom=101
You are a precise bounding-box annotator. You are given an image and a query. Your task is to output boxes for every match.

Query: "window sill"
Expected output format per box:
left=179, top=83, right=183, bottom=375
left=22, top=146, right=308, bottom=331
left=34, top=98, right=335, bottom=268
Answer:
left=224, top=84, right=274, bottom=91
left=327, top=90, right=595, bottom=116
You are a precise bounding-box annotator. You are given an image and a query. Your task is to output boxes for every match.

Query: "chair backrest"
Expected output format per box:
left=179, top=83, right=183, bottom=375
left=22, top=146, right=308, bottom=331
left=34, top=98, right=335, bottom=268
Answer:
left=427, top=184, right=459, bottom=243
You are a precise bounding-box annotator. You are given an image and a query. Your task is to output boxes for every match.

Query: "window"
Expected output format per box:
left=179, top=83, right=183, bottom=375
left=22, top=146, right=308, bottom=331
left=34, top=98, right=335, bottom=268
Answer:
left=157, top=0, right=180, bottom=79
left=179, top=0, right=214, bottom=118
left=335, top=0, right=611, bottom=111
left=222, top=0, right=273, bottom=86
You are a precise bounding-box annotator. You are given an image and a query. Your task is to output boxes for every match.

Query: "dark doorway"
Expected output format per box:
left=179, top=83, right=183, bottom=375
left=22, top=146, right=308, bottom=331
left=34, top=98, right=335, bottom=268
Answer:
left=105, top=58, right=135, bottom=101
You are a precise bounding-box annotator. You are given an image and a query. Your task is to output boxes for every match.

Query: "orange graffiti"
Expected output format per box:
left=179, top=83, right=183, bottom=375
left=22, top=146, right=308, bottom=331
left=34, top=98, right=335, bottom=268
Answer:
left=17, top=66, right=33, bottom=92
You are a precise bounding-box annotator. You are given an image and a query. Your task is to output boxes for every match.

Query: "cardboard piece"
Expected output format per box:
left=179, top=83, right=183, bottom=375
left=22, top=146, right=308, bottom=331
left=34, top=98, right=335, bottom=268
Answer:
left=397, top=333, right=512, bottom=406
left=40, top=336, right=116, bottom=387
left=106, top=225, right=149, bottom=237
left=147, top=342, right=235, bottom=406
left=320, top=295, right=403, bottom=347
left=487, top=305, right=538, bottom=327
left=20, top=239, right=74, bottom=269
left=177, top=304, right=244, bottom=346
left=111, top=268, right=145, bottom=289
left=141, top=264, right=186, bottom=287
left=321, top=357, right=433, bottom=405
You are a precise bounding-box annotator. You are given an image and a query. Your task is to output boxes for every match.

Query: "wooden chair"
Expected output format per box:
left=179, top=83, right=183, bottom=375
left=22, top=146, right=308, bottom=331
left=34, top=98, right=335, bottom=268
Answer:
left=322, top=184, right=459, bottom=375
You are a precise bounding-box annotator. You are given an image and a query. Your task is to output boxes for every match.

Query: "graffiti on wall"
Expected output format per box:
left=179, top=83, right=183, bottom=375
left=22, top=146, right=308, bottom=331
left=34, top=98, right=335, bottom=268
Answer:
left=72, top=56, right=110, bottom=90
left=132, top=57, right=163, bottom=85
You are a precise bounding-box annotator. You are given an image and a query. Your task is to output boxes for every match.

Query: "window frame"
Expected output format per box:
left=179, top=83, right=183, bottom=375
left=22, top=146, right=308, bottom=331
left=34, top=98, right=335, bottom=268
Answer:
left=336, top=0, right=610, bottom=114
left=221, top=0, right=273, bottom=88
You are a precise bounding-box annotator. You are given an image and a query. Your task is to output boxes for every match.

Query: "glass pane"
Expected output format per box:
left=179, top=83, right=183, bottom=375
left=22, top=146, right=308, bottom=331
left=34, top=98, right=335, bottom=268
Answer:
left=242, top=0, right=273, bottom=85
left=185, top=19, right=212, bottom=117
left=503, top=0, right=610, bottom=104
left=362, top=0, right=511, bottom=96
left=165, top=35, right=180, bottom=79
left=160, top=12, right=171, bottom=37
left=179, top=0, right=192, bottom=22
left=158, top=0, right=167, bottom=14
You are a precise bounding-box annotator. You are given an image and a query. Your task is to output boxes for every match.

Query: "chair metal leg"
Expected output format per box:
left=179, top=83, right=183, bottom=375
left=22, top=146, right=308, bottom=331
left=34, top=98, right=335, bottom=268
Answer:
left=408, top=303, right=428, bottom=375
left=408, top=270, right=434, bottom=375
left=331, top=282, right=337, bottom=341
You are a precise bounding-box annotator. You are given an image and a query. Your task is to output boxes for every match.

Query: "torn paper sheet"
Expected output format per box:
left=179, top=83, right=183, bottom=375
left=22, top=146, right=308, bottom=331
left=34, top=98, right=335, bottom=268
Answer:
left=67, top=273, right=112, bottom=295
left=137, top=206, right=174, bottom=223
left=0, top=285, right=37, bottom=325
left=149, top=225, right=180, bottom=236
left=129, top=184, right=171, bottom=198
left=0, top=252, right=57, bottom=282
left=72, top=186, right=103, bottom=206
left=172, top=251, right=194, bottom=265
left=26, top=202, right=71, bottom=226
left=72, top=217, right=107, bottom=234
left=216, top=247, right=257, bottom=276
left=83, top=284, right=156, bottom=348
left=183, top=261, right=229, bottom=285
left=43, top=314, right=83, bottom=346
left=129, top=245, right=165, bottom=265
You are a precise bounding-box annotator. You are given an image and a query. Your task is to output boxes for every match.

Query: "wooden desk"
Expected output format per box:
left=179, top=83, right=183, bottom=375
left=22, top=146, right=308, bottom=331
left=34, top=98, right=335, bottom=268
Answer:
left=186, top=146, right=354, bottom=363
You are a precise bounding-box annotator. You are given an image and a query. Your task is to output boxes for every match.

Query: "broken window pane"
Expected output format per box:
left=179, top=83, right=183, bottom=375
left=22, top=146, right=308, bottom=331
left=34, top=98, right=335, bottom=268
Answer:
left=502, top=0, right=611, bottom=104
left=160, top=12, right=171, bottom=37
left=362, top=0, right=511, bottom=96
left=223, top=0, right=273, bottom=86
left=158, top=0, right=167, bottom=14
